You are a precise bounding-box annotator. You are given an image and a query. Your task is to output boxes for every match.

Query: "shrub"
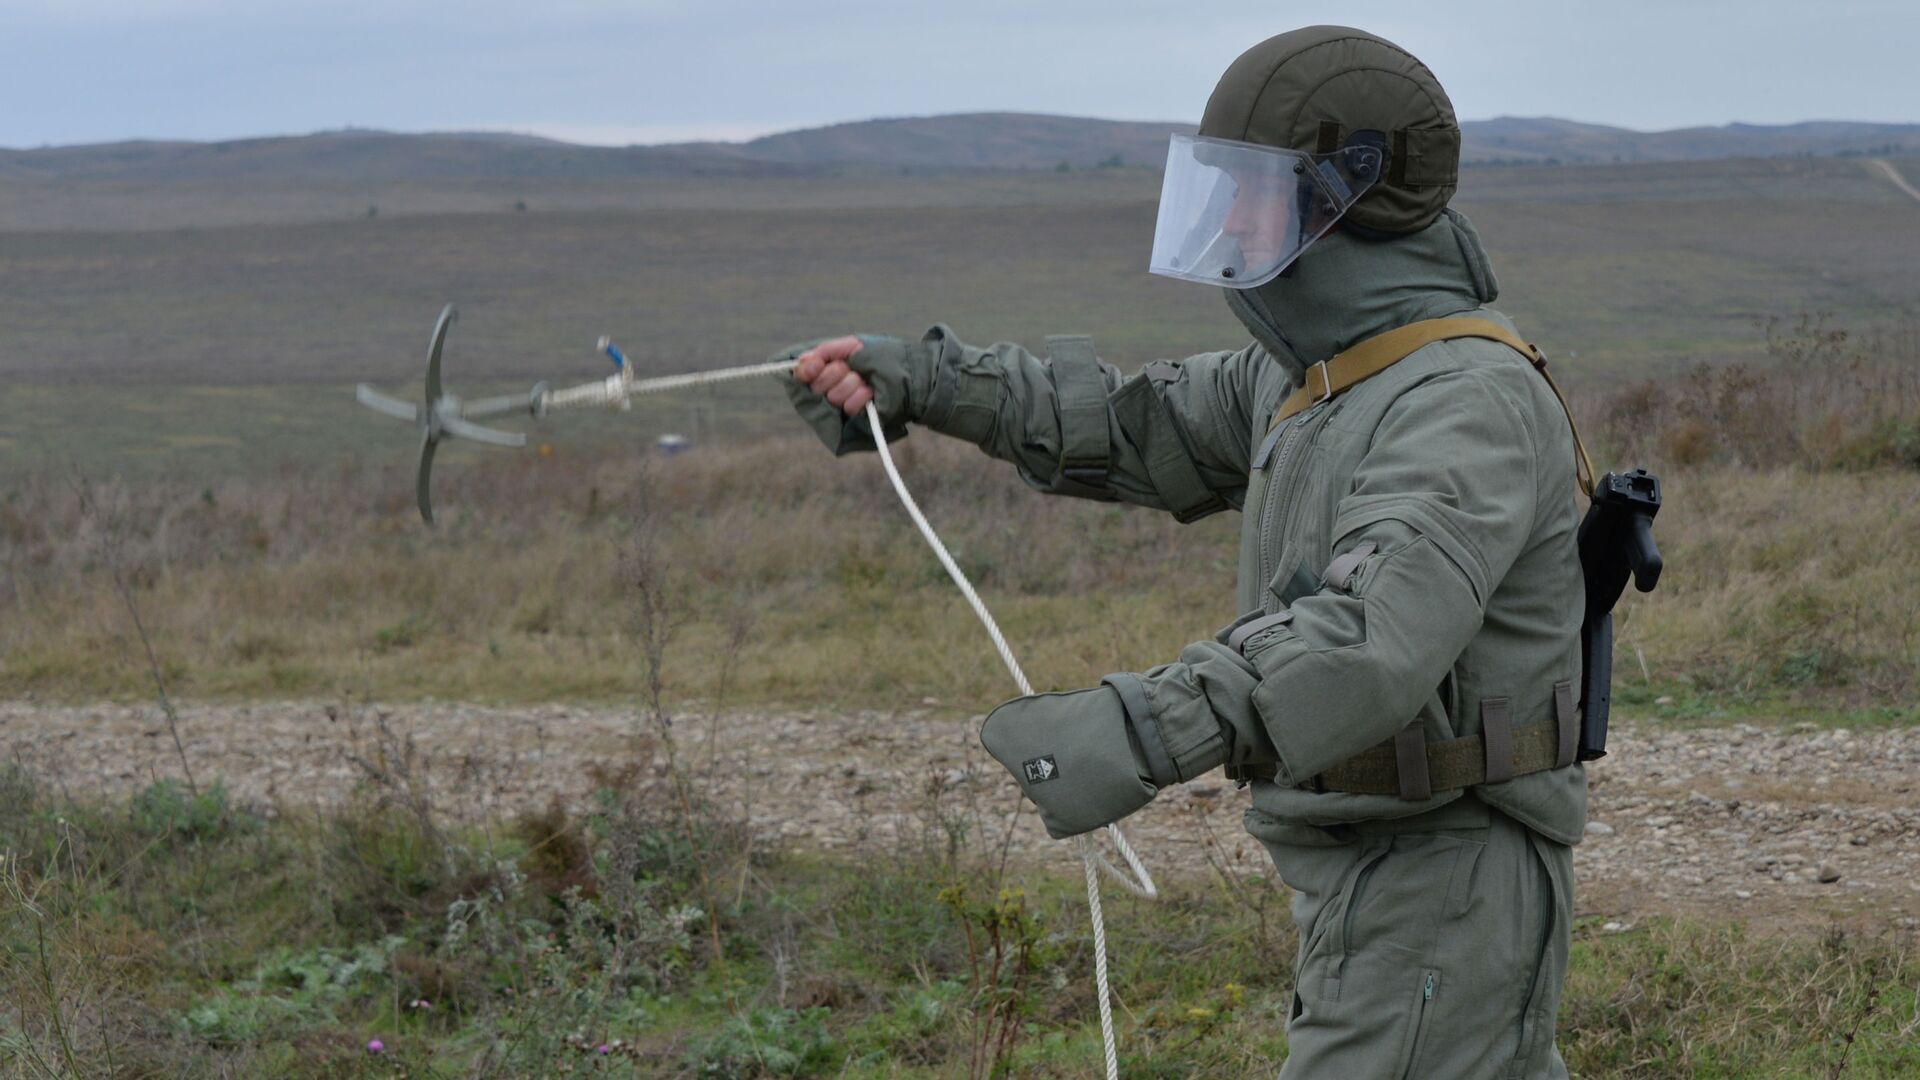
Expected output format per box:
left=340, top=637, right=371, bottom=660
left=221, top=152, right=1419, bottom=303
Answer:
left=688, top=1007, right=836, bottom=1078
left=130, top=778, right=244, bottom=844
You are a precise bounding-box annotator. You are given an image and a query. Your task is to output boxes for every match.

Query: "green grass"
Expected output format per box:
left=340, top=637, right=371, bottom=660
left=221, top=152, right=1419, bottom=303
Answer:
left=3, top=765, right=1916, bottom=1078
left=1612, top=681, right=1920, bottom=733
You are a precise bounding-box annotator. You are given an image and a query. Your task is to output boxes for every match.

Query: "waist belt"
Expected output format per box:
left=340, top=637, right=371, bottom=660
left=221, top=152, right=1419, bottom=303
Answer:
left=1235, top=681, right=1580, bottom=800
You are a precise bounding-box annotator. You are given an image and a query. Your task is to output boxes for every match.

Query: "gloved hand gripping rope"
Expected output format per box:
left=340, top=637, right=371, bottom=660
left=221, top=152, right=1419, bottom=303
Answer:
left=358, top=305, right=1158, bottom=1080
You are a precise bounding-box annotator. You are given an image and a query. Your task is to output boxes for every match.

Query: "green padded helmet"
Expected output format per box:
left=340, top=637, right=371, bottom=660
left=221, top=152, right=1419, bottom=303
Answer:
left=1198, top=25, right=1461, bottom=236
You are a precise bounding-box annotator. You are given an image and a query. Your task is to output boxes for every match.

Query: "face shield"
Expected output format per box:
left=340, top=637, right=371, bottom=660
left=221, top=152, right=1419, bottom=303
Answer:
left=1148, top=134, right=1385, bottom=289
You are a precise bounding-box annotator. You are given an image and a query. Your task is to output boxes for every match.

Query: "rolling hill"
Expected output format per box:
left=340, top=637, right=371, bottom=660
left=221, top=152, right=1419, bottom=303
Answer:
left=4, top=113, right=1916, bottom=186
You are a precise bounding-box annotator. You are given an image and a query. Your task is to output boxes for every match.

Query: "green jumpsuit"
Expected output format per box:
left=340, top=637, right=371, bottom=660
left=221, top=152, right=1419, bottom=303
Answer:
left=788, top=207, right=1584, bottom=1078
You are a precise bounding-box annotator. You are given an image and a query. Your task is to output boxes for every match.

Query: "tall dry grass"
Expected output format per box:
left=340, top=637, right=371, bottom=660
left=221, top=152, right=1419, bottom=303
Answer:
left=1, top=437, right=1238, bottom=706
left=3, top=312, right=1915, bottom=711
left=1581, top=312, right=1920, bottom=472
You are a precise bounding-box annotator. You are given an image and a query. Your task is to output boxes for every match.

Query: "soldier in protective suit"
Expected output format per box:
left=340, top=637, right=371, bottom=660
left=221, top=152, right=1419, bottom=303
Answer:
left=785, top=26, right=1584, bottom=1078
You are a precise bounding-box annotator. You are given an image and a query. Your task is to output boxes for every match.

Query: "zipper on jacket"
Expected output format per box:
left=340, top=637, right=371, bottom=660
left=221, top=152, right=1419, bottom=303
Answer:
left=1338, top=845, right=1388, bottom=972
left=1398, top=970, right=1440, bottom=1080
left=1251, top=395, right=1344, bottom=607
left=1257, top=399, right=1332, bottom=601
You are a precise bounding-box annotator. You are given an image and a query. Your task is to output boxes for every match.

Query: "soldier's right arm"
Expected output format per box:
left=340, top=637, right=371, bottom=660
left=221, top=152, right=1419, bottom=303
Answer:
left=782, top=325, right=1258, bottom=523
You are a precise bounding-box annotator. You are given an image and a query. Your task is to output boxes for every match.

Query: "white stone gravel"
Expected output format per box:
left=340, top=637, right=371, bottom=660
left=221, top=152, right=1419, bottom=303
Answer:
left=3, top=702, right=1916, bottom=929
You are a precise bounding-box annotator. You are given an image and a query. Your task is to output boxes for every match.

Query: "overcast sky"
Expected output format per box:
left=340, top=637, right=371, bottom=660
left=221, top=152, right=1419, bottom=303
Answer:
left=3, top=0, right=1916, bottom=148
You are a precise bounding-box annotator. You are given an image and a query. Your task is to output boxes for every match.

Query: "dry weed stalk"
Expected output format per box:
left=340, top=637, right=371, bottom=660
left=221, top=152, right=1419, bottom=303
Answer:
left=69, top=472, right=197, bottom=796
left=340, top=702, right=452, bottom=869
left=1189, top=799, right=1290, bottom=972
left=0, top=818, right=134, bottom=1078
left=619, top=465, right=757, bottom=976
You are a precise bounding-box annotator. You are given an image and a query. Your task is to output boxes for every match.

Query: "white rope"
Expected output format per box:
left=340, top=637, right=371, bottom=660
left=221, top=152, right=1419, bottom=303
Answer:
left=539, top=357, right=1158, bottom=1077
left=539, top=359, right=804, bottom=413
left=624, top=360, right=803, bottom=396
left=542, top=373, right=631, bottom=411
left=866, top=399, right=1154, bottom=1080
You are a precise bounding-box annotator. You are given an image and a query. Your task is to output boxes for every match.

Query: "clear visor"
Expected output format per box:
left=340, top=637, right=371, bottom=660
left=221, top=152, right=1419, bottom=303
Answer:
left=1148, top=134, right=1383, bottom=289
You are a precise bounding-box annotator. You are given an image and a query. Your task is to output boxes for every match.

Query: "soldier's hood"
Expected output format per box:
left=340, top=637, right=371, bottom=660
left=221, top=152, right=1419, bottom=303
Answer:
left=1225, top=207, right=1500, bottom=387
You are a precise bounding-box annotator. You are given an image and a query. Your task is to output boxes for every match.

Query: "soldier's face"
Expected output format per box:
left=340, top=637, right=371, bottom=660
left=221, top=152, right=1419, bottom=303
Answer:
left=1221, top=169, right=1294, bottom=272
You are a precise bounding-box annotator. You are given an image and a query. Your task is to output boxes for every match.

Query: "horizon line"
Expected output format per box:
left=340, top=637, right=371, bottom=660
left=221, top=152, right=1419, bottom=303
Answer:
left=6, top=111, right=1919, bottom=154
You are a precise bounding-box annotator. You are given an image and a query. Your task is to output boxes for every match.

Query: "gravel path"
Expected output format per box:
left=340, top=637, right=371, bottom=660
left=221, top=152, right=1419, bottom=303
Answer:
left=4, top=700, right=1917, bottom=930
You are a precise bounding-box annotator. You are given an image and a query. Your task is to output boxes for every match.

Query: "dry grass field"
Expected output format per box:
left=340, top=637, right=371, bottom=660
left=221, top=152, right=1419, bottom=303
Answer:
left=3, top=152, right=1919, bottom=1076
left=2, top=154, right=1916, bottom=481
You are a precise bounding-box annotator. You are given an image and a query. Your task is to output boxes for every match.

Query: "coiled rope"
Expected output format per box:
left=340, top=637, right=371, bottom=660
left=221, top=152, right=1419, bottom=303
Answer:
left=542, top=361, right=1157, bottom=1077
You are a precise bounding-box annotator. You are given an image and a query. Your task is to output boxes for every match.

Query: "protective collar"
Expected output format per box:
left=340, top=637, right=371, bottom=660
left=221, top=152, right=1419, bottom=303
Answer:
left=1225, top=207, right=1500, bottom=388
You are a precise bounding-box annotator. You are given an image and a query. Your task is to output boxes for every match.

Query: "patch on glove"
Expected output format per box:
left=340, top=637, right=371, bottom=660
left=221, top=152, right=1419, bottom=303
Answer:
left=1022, top=755, right=1060, bottom=784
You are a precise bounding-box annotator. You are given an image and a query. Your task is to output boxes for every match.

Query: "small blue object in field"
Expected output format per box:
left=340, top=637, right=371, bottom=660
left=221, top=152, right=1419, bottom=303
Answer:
left=598, top=337, right=628, bottom=370
left=656, top=433, right=691, bottom=456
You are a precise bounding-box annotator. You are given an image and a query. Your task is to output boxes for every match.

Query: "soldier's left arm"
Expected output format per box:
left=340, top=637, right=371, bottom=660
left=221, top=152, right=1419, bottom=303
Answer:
left=983, top=362, right=1551, bottom=832
left=1115, top=363, right=1548, bottom=788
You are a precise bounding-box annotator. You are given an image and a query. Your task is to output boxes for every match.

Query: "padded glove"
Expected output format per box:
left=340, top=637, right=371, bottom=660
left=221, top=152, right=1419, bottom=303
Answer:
left=980, top=679, right=1162, bottom=839
left=777, top=334, right=925, bottom=455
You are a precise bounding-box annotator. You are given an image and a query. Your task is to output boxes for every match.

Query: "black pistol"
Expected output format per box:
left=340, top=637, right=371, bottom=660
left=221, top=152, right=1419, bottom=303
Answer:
left=1575, top=469, right=1664, bottom=761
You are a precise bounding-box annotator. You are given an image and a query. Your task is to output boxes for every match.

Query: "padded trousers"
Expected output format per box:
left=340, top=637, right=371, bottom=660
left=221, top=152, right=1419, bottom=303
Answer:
left=1260, top=802, right=1573, bottom=1079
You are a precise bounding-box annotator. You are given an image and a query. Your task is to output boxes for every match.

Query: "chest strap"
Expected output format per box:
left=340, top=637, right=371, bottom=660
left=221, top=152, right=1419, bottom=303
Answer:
left=1270, top=316, right=1597, bottom=495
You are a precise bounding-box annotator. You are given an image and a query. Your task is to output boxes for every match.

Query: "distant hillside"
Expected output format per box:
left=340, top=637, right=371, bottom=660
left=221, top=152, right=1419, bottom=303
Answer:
left=697, top=113, right=1920, bottom=170
left=0, top=130, right=815, bottom=184
left=1465, top=116, right=1920, bottom=164
left=720, top=113, right=1186, bottom=169
left=3, top=113, right=1916, bottom=184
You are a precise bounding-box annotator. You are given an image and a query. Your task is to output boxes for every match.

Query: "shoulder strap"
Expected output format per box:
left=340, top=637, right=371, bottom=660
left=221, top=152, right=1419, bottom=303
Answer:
left=1270, top=316, right=1598, bottom=495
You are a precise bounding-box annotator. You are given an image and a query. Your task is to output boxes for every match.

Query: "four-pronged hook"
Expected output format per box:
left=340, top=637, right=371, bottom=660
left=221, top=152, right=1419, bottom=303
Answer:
left=357, top=304, right=797, bottom=524
left=355, top=304, right=541, bottom=524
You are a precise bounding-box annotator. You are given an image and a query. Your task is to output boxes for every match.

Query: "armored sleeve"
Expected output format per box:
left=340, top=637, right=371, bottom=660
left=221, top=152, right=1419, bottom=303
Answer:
left=909, top=324, right=1258, bottom=522
left=1109, top=364, right=1545, bottom=788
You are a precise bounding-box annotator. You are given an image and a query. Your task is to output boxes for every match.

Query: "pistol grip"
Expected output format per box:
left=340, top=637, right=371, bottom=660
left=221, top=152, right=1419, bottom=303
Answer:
left=1627, top=513, right=1663, bottom=592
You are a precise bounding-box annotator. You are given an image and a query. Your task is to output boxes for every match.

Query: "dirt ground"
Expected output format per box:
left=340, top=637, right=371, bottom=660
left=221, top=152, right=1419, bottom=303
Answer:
left=4, top=699, right=1917, bottom=932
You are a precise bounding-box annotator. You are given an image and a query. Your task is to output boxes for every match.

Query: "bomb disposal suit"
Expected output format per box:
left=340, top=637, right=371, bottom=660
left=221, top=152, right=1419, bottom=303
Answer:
left=785, top=26, right=1586, bottom=1079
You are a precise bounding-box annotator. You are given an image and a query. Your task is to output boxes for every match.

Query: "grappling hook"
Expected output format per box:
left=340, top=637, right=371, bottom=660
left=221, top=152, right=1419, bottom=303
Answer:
left=354, top=305, right=550, bottom=524
left=355, top=303, right=792, bottom=524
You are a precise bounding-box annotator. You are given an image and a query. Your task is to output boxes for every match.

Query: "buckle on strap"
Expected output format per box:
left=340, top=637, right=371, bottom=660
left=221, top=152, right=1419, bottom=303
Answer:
left=1308, top=360, right=1334, bottom=405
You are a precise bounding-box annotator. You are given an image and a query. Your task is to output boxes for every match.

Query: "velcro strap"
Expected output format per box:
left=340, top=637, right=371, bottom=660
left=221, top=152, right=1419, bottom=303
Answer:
left=1271, top=563, right=1321, bottom=609
left=1226, top=610, right=1294, bottom=655
left=1315, top=119, right=1343, bottom=154
left=1397, top=126, right=1460, bottom=188
left=1110, top=373, right=1231, bottom=524
left=1314, top=715, right=1568, bottom=797
left=1321, top=541, right=1378, bottom=591
left=1392, top=724, right=1433, bottom=801
left=1481, top=697, right=1515, bottom=784
left=937, top=370, right=1003, bottom=445
left=1047, top=334, right=1110, bottom=496
left=1553, top=679, right=1578, bottom=769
